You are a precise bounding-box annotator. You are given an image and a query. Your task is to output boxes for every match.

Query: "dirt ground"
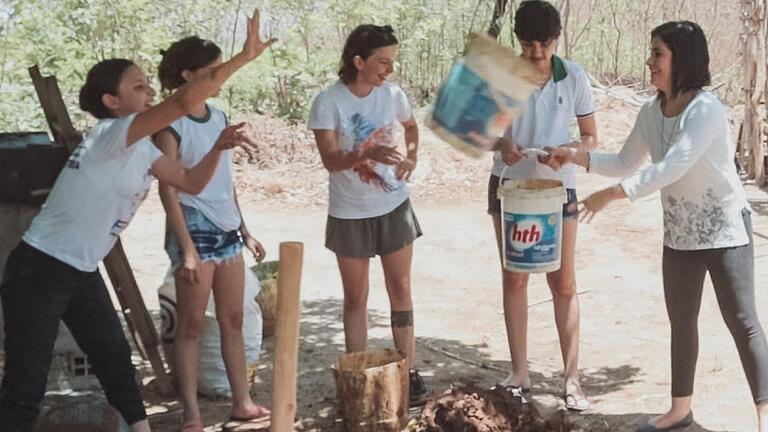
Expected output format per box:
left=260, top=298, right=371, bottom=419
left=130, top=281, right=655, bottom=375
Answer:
left=121, top=168, right=768, bottom=432
left=28, top=92, right=768, bottom=431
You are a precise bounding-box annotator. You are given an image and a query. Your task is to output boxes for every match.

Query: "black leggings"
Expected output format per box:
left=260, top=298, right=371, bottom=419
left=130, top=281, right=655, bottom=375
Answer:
left=663, top=210, right=768, bottom=403
left=0, top=242, right=146, bottom=431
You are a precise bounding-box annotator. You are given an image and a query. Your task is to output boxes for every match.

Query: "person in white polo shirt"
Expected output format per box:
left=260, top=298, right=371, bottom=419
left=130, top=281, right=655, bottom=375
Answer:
left=486, top=0, right=596, bottom=411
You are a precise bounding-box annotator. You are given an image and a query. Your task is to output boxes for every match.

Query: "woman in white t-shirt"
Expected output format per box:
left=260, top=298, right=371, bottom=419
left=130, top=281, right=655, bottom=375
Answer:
left=308, top=24, right=428, bottom=406
left=487, top=0, right=596, bottom=411
left=155, top=36, right=269, bottom=430
left=551, top=21, right=768, bottom=432
left=0, top=10, right=274, bottom=432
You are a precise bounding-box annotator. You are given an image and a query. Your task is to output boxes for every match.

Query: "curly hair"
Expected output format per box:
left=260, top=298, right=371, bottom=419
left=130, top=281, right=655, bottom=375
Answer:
left=158, top=36, right=222, bottom=91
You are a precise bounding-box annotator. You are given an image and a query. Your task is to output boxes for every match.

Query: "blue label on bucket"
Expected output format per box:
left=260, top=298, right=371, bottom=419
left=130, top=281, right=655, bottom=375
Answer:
left=503, top=212, right=560, bottom=269
left=432, top=62, right=521, bottom=147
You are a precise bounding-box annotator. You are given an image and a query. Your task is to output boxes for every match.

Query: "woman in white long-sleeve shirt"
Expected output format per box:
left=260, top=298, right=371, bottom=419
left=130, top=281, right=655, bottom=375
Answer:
left=551, top=21, right=768, bottom=432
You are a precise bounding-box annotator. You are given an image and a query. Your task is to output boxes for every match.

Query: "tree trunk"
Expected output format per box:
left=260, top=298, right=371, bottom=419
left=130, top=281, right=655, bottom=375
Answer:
left=742, top=0, right=765, bottom=184
left=560, top=0, right=571, bottom=57
left=488, top=0, right=509, bottom=40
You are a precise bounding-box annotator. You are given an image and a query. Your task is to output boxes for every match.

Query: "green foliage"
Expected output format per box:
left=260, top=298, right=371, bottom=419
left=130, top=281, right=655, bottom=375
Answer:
left=0, top=0, right=744, bottom=132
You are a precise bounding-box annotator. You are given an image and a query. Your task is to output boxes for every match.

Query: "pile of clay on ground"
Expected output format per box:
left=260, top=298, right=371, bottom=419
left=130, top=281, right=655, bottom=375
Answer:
left=417, top=384, right=583, bottom=432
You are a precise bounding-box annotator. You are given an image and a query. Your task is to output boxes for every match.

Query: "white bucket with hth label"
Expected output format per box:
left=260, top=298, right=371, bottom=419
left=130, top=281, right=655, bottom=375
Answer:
left=498, top=177, right=567, bottom=273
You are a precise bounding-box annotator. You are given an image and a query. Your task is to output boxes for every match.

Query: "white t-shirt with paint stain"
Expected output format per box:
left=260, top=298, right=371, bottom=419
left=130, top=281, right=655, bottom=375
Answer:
left=23, top=113, right=163, bottom=271
left=308, top=80, right=413, bottom=219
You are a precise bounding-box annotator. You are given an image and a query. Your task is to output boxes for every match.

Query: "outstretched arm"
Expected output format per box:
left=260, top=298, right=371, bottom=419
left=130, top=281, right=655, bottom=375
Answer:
left=127, top=8, right=276, bottom=146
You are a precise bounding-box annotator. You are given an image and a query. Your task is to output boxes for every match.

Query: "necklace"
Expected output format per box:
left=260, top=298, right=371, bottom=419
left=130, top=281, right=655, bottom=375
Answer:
left=659, top=91, right=697, bottom=154
left=660, top=109, right=679, bottom=155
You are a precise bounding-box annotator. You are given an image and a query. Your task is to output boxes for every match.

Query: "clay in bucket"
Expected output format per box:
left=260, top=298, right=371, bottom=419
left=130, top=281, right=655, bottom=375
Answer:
left=498, top=178, right=567, bottom=273
left=427, top=33, right=541, bottom=157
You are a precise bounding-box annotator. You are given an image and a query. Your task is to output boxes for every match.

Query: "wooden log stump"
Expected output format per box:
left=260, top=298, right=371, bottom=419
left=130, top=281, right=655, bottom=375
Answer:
left=332, top=349, right=409, bottom=432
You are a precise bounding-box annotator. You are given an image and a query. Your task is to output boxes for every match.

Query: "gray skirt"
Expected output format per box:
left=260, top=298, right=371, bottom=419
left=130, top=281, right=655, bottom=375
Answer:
left=325, top=199, right=422, bottom=258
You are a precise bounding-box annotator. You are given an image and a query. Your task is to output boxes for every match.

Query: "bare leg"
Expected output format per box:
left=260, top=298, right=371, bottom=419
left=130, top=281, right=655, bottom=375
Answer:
left=757, top=402, right=768, bottom=432
left=173, top=261, right=216, bottom=425
left=381, top=245, right=415, bottom=369
left=546, top=219, right=584, bottom=398
left=211, top=255, right=268, bottom=419
left=129, top=419, right=151, bottom=432
left=493, top=214, right=531, bottom=389
left=337, top=256, right=370, bottom=353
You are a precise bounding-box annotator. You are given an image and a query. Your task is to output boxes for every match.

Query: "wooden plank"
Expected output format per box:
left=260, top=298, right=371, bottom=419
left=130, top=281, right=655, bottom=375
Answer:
left=27, top=65, right=175, bottom=396
left=102, top=240, right=174, bottom=395
left=42, top=76, right=83, bottom=153
left=28, top=66, right=80, bottom=152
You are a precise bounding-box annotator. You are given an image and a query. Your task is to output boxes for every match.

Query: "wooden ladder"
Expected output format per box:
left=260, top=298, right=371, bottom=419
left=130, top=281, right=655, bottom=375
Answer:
left=29, top=65, right=174, bottom=396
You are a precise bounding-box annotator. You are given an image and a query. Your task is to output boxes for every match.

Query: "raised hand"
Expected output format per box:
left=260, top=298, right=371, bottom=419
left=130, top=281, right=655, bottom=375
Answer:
left=242, top=8, right=278, bottom=60
left=213, top=122, right=257, bottom=151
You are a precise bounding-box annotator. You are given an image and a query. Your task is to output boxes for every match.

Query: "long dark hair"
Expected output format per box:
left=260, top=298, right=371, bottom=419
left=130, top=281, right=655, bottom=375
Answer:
left=651, top=21, right=711, bottom=97
left=338, top=24, right=398, bottom=84
left=79, top=59, right=135, bottom=119
left=158, top=36, right=222, bottom=92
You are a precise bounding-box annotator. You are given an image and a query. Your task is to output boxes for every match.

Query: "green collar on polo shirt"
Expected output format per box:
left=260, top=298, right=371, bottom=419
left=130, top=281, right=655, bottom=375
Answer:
left=187, top=104, right=211, bottom=123
left=552, top=55, right=567, bottom=83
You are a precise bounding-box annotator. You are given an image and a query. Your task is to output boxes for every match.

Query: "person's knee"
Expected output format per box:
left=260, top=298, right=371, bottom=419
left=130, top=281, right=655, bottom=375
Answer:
left=502, top=272, right=528, bottom=291
left=388, top=279, right=412, bottom=308
left=548, top=277, right=577, bottom=297
left=344, top=293, right=368, bottom=311
left=724, top=312, right=763, bottom=344
left=217, top=311, right=244, bottom=332
left=177, top=316, right=206, bottom=340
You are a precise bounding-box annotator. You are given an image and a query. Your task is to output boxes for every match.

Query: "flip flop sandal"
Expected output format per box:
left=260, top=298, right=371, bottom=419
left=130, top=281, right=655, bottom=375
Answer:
left=228, top=410, right=271, bottom=423
left=180, top=420, right=204, bottom=432
left=563, top=393, right=591, bottom=412
left=491, top=383, right=531, bottom=403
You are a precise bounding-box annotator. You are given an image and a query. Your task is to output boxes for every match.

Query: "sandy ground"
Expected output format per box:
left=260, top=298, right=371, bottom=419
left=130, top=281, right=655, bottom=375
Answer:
left=12, top=92, right=765, bottom=431
left=106, top=163, right=768, bottom=432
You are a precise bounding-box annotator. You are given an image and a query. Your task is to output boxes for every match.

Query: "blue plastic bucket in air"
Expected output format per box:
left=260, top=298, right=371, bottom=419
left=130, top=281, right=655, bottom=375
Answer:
left=428, top=60, right=525, bottom=157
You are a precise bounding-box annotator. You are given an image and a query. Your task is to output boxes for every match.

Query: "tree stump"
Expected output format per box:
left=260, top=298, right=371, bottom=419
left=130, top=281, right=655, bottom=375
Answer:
left=332, top=349, right=409, bottom=432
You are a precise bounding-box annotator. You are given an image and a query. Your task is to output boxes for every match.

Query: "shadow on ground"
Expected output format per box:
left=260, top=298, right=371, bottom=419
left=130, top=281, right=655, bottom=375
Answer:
left=133, top=298, right=725, bottom=431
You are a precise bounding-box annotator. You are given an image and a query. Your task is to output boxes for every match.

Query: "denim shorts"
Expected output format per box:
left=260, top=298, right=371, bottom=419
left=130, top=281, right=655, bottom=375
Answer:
left=487, top=175, right=578, bottom=219
left=165, top=204, right=243, bottom=270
